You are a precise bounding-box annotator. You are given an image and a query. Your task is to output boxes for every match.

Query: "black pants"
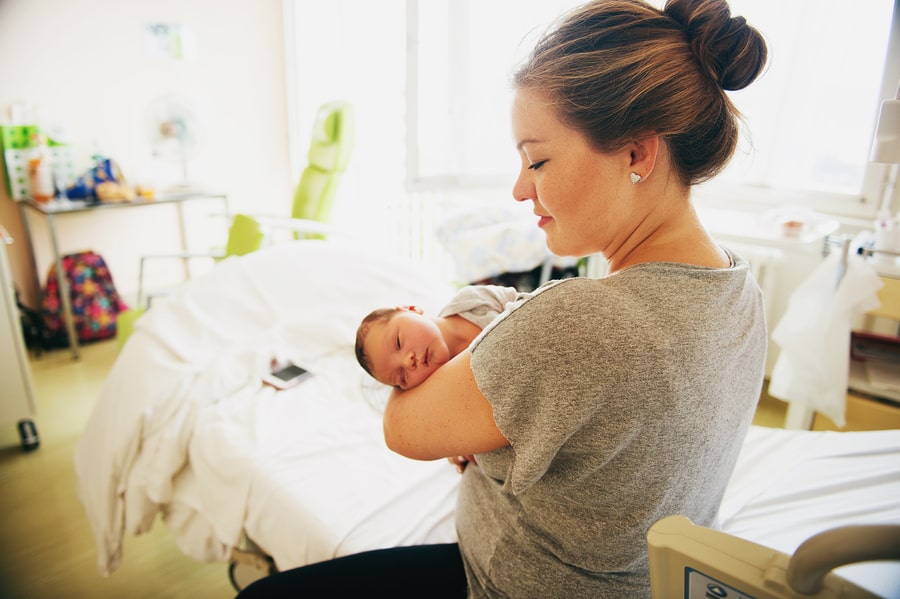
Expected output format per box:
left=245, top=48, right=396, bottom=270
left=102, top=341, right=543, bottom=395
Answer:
left=236, top=543, right=468, bottom=598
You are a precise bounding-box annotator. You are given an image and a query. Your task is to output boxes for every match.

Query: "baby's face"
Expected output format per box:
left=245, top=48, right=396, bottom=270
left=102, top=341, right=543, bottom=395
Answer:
left=364, top=309, right=450, bottom=390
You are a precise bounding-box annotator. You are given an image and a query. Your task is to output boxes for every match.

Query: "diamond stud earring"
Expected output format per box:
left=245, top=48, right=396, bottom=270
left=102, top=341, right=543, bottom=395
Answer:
left=630, top=173, right=642, bottom=184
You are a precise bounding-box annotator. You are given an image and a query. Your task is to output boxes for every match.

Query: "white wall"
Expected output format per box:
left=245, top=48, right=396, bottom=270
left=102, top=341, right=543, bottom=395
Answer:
left=0, top=0, right=291, bottom=306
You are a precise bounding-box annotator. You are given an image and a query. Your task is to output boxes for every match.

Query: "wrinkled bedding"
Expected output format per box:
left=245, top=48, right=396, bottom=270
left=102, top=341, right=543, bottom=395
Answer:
left=74, top=240, right=459, bottom=575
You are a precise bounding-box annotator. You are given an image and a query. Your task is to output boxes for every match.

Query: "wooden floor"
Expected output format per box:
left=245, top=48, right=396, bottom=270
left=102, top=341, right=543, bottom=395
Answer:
left=0, top=340, right=234, bottom=599
left=0, top=338, right=789, bottom=599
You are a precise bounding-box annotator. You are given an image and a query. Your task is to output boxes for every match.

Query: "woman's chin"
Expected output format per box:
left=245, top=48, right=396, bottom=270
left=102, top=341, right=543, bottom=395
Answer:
left=544, top=238, right=578, bottom=258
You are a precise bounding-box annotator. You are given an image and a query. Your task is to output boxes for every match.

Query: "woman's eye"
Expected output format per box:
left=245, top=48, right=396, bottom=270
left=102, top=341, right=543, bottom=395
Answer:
left=528, top=160, right=547, bottom=171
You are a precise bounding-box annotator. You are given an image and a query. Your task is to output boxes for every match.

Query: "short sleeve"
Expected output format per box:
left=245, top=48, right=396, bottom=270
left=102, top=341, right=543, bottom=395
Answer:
left=470, top=283, right=607, bottom=494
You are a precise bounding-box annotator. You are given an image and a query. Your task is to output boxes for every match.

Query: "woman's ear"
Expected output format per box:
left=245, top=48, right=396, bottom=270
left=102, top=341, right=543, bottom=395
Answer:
left=629, top=134, right=660, bottom=182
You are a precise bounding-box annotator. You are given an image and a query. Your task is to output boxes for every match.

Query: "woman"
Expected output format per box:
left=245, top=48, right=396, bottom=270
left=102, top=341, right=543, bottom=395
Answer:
left=239, top=0, right=768, bottom=596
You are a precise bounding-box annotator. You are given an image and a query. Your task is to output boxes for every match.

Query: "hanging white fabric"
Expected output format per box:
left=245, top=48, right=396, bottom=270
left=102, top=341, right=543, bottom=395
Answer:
left=768, top=250, right=883, bottom=427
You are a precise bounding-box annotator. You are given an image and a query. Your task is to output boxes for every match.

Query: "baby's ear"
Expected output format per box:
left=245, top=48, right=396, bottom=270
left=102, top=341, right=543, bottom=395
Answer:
left=396, top=305, right=424, bottom=315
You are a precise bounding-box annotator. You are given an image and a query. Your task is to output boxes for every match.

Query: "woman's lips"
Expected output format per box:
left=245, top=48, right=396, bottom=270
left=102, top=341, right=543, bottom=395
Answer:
left=537, top=215, right=552, bottom=228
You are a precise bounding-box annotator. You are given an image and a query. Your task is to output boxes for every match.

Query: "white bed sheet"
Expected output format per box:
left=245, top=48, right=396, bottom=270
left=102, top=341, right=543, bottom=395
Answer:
left=237, top=359, right=459, bottom=570
left=75, top=240, right=900, bottom=597
left=74, top=240, right=458, bottom=576
left=720, top=425, right=900, bottom=597
left=235, top=409, right=900, bottom=595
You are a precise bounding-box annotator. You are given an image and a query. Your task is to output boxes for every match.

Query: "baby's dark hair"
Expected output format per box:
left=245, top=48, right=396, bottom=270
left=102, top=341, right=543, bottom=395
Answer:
left=355, top=308, right=399, bottom=378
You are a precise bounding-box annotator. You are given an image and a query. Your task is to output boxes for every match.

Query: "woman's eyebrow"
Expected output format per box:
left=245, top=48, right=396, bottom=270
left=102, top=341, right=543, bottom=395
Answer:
left=516, top=138, right=543, bottom=151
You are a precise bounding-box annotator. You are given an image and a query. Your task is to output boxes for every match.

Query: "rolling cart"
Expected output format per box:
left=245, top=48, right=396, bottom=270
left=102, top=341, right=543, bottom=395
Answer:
left=0, top=225, right=39, bottom=451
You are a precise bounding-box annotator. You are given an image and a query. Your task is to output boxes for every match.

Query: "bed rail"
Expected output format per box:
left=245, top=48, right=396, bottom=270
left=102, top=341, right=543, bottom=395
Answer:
left=786, top=524, right=900, bottom=595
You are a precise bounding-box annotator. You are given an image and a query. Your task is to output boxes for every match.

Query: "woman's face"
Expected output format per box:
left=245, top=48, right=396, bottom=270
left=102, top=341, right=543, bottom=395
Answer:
left=364, top=308, right=451, bottom=390
left=511, top=88, right=634, bottom=257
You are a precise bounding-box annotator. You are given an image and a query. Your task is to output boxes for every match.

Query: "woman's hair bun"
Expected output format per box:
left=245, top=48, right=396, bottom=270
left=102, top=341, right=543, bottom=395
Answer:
left=664, top=0, right=767, bottom=91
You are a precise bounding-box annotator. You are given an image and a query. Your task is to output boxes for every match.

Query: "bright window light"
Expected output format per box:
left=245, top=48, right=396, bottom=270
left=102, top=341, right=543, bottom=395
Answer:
left=718, top=0, right=894, bottom=197
left=410, top=0, right=896, bottom=213
left=286, top=0, right=897, bottom=220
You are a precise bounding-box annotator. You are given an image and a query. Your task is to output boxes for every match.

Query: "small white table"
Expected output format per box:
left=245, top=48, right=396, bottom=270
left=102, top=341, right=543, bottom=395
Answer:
left=19, top=190, right=229, bottom=358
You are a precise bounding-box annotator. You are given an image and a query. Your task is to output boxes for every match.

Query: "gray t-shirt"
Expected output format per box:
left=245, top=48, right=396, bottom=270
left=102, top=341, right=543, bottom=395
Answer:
left=459, top=250, right=767, bottom=598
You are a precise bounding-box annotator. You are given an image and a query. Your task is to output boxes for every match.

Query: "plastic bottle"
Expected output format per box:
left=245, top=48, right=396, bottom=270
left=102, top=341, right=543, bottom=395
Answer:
left=874, top=210, right=893, bottom=249
left=27, top=132, right=55, bottom=203
left=872, top=209, right=900, bottom=265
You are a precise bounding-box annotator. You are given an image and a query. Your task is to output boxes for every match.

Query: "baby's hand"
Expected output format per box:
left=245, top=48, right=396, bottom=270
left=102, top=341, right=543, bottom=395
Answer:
left=448, top=455, right=477, bottom=474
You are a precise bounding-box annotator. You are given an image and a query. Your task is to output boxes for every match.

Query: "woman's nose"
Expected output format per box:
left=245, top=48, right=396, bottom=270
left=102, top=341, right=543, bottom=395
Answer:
left=512, top=171, right=534, bottom=203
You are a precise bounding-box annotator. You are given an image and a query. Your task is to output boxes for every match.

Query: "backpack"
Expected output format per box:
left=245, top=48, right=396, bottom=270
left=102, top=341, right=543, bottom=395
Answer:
left=41, top=250, right=128, bottom=344
left=15, top=285, right=54, bottom=353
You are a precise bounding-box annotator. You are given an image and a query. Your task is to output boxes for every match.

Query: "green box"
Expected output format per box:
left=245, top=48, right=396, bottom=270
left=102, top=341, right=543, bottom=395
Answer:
left=1, top=125, right=40, bottom=151
left=1, top=125, right=39, bottom=199
left=1, top=125, right=74, bottom=200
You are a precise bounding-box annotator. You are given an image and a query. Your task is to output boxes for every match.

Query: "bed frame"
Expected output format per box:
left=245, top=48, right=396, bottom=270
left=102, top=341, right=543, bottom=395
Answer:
left=649, top=517, right=900, bottom=598
left=72, top=241, right=900, bottom=596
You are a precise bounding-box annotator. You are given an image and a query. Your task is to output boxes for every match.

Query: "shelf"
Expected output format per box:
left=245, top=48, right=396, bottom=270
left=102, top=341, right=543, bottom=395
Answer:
left=848, top=359, right=900, bottom=406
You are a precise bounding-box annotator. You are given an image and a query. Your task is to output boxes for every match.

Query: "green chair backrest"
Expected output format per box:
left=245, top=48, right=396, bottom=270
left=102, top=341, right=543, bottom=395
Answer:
left=291, top=101, right=354, bottom=239
left=307, top=101, right=354, bottom=173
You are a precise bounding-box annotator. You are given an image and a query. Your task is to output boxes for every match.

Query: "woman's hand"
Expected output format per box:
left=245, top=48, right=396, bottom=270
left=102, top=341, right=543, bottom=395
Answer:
left=448, top=455, right=477, bottom=473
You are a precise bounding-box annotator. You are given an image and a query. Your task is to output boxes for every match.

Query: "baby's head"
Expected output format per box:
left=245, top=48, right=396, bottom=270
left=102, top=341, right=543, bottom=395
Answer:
left=355, top=308, right=397, bottom=379
left=355, top=306, right=450, bottom=390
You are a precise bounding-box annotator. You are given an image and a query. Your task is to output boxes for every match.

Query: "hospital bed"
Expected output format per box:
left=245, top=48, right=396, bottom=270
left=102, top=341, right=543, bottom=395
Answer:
left=73, top=240, right=900, bottom=597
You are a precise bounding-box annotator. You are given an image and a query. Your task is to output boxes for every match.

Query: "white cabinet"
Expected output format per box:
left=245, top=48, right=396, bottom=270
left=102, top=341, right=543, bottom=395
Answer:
left=0, top=225, right=39, bottom=450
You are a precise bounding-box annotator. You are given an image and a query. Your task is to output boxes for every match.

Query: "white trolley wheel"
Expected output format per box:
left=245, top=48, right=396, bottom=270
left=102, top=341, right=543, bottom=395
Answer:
left=17, top=419, right=39, bottom=452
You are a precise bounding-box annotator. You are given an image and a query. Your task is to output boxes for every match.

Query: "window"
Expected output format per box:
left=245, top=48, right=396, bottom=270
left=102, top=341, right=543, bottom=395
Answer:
left=285, top=0, right=899, bottom=222
left=408, top=0, right=898, bottom=217
left=409, top=0, right=576, bottom=189
left=705, top=0, right=897, bottom=218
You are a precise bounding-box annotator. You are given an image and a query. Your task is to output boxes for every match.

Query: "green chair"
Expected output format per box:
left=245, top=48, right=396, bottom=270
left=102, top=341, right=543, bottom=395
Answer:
left=254, top=101, right=355, bottom=240
left=115, top=305, right=142, bottom=354
left=293, top=101, right=354, bottom=228
left=125, top=102, right=354, bottom=349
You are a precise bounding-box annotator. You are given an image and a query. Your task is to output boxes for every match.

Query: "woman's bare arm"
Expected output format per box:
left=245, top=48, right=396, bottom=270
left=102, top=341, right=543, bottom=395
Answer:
left=383, top=350, right=509, bottom=460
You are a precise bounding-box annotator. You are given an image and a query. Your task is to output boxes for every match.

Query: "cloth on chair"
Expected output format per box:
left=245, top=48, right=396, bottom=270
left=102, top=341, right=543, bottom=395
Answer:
left=768, top=250, right=883, bottom=427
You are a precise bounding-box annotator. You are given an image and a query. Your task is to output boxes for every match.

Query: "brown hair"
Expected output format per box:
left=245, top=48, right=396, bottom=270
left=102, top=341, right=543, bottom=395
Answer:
left=513, top=0, right=767, bottom=186
left=355, top=307, right=399, bottom=378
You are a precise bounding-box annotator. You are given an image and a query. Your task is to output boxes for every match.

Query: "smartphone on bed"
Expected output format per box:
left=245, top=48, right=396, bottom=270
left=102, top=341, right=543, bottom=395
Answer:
left=262, top=362, right=312, bottom=390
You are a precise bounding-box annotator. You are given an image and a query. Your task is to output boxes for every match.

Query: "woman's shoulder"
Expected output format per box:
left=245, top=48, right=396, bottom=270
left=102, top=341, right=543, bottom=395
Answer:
left=507, top=258, right=753, bottom=318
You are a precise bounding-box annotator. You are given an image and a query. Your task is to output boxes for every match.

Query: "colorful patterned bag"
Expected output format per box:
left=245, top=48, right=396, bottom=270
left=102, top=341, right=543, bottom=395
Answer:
left=42, top=251, right=129, bottom=344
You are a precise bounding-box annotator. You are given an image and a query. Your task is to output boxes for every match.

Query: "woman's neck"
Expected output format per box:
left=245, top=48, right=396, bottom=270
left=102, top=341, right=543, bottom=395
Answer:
left=607, top=201, right=728, bottom=274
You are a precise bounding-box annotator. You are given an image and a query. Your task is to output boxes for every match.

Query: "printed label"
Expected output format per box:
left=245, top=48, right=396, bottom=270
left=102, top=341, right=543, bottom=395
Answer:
left=685, top=568, right=756, bottom=599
